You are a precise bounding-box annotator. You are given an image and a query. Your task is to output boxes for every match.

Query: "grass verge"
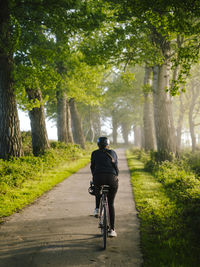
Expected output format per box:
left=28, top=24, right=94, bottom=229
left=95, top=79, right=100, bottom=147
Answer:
left=0, top=156, right=90, bottom=222
left=126, top=150, right=200, bottom=267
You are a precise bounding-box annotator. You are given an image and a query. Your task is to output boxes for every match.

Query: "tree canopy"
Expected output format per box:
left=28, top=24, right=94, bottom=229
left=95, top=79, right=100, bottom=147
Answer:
left=1, top=0, right=200, bottom=158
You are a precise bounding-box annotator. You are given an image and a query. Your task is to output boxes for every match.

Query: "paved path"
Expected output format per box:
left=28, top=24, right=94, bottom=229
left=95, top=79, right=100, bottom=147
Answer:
left=0, top=149, right=143, bottom=267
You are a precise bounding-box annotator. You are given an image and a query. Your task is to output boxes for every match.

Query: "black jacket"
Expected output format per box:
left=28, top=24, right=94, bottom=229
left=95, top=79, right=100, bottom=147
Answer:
left=90, top=148, right=119, bottom=176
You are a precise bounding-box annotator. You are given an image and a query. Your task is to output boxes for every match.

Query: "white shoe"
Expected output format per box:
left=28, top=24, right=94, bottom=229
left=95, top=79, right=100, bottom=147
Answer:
left=108, top=229, right=117, bottom=237
left=94, top=208, right=99, bottom=217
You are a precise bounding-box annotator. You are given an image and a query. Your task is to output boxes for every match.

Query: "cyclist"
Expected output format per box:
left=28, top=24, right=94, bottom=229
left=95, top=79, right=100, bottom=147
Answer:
left=90, top=137, right=119, bottom=237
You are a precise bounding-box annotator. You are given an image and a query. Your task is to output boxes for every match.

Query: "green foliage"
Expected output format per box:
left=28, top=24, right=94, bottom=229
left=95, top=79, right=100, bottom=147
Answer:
left=143, top=149, right=200, bottom=244
left=143, top=83, right=152, bottom=94
left=101, top=65, right=144, bottom=138
left=11, top=0, right=107, bottom=121
left=21, top=131, right=33, bottom=155
left=0, top=142, right=94, bottom=219
left=0, top=143, right=86, bottom=194
left=170, top=38, right=200, bottom=95
left=146, top=149, right=200, bottom=177
left=154, top=161, right=200, bottom=201
left=64, top=54, right=106, bottom=105
left=130, top=148, right=151, bottom=164
left=143, top=149, right=176, bottom=168
left=181, top=151, right=200, bottom=177
left=92, top=0, right=200, bottom=98
left=127, top=150, right=200, bottom=266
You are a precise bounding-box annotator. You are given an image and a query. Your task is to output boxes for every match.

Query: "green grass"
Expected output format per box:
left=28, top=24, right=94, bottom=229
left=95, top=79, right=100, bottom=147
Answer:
left=0, top=154, right=90, bottom=221
left=126, top=150, right=200, bottom=267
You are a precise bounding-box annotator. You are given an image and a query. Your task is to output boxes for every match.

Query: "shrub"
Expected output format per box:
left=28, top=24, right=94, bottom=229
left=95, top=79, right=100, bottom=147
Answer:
left=183, top=151, right=200, bottom=177
left=21, top=131, right=33, bottom=155
left=127, top=150, right=200, bottom=266
left=0, top=142, right=90, bottom=193
left=135, top=149, right=200, bottom=247
left=129, top=148, right=151, bottom=164
left=149, top=158, right=200, bottom=247
left=154, top=161, right=200, bottom=200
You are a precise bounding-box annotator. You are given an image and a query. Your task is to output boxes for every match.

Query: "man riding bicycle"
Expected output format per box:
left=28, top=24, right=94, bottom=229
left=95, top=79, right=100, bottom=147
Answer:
left=90, top=137, right=119, bottom=237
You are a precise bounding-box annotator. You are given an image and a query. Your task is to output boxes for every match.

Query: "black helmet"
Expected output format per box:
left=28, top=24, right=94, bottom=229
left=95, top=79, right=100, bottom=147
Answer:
left=97, top=137, right=110, bottom=148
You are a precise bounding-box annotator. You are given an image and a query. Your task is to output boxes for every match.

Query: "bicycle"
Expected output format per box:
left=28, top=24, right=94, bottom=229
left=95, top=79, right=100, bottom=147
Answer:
left=98, top=185, right=110, bottom=250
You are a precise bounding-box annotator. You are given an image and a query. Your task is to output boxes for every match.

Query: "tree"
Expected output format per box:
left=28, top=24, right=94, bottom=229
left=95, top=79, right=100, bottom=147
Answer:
left=102, top=66, right=144, bottom=145
left=188, top=84, right=199, bottom=152
left=26, top=87, right=50, bottom=155
left=69, top=98, right=85, bottom=148
left=0, top=0, right=23, bottom=159
left=82, top=0, right=200, bottom=159
left=0, top=0, right=106, bottom=158
left=66, top=99, right=74, bottom=143
left=14, top=31, right=58, bottom=155
left=79, top=105, right=101, bottom=142
left=186, top=65, right=200, bottom=151
left=175, top=93, right=187, bottom=152
left=172, top=62, right=200, bottom=151
left=143, top=66, right=155, bottom=151
left=56, top=90, right=68, bottom=143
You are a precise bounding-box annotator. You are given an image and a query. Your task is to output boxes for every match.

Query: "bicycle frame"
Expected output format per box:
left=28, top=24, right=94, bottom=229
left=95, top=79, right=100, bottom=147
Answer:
left=98, top=185, right=110, bottom=249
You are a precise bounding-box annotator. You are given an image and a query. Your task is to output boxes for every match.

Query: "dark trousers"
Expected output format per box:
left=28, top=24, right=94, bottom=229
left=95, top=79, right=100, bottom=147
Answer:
left=93, top=173, right=118, bottom=230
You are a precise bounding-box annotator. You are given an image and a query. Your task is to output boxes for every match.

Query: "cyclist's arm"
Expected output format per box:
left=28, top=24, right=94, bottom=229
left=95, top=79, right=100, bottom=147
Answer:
left=90, top=151, right=95, bottom=176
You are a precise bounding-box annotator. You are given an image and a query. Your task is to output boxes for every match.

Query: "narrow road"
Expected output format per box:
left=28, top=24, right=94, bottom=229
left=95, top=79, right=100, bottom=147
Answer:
left=0, top=149, right=143, bottom=267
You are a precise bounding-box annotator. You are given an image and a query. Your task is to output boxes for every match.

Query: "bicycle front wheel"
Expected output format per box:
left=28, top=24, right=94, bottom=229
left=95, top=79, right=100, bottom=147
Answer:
left=103, top=205, right=107, bottom=250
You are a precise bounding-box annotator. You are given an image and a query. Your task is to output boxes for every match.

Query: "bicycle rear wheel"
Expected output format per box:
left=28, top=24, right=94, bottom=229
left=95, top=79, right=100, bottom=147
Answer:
left=103, top=205, right=107, bottom=249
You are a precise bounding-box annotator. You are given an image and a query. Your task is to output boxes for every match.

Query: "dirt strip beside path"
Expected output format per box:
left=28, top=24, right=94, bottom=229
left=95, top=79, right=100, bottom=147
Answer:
left=0, top=148, right=143, bottom=267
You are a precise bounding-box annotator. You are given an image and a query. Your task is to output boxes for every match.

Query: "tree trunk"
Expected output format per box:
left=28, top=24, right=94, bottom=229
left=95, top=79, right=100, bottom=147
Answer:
left=176, top=93, right=185, bottom=152
left=69, top=98, right=85, bottom=149
left=172, top=35, right=183, bottom=153
left=0, top=1, right=23, bottom=159
left=87, top=107, right=95, bottom=142
left=26, top=88, right=50, bottom=156
left=112, top=114, right=118, bottom=145
left=141, top=126, right=145, bottom=149
left=57, top=91, right=68, bottom=143
left=153, top=56, right=176, bottom=160
left=121, top=123, right=129, bottom=145
left=189, top=86, right=197, bottom=152
left=66, top=100, right=74, bottom=143
left=143, top=66, right=155, bottom=151
left=133, top=126, right=141, bottom=147
left=96, top=109, right=101, bottom=138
